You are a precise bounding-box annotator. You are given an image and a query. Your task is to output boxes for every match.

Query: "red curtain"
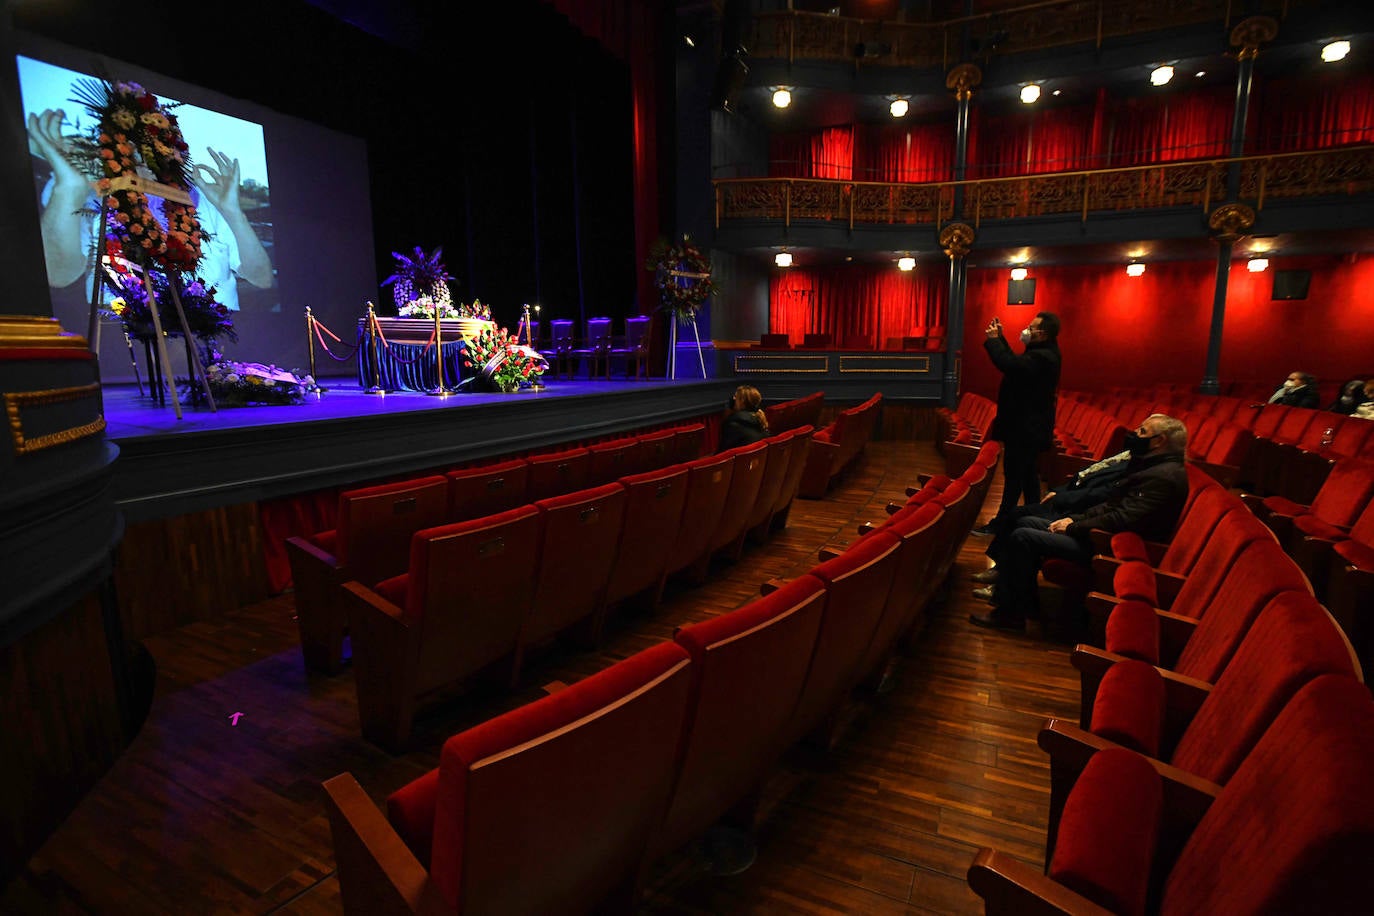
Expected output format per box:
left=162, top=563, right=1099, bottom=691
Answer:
left=770, top=126, right=855, bottom=179
left=1249, top=72, right=1374, bottom=153
left=967, top=94, right=1107, bottom=177
left=769, top=264, right=947, bottom=347
left=1107, top=86, right=1232, bottom=166
left=856, top=122, right=955, bottom=182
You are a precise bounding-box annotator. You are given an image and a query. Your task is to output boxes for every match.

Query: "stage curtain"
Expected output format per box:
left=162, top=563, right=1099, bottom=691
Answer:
left=769, top=264, right=947, bottom=348
left=769, top=131, right=809, bottom=177
left=856, top=121, right=955, bottom=182
left=1107, top=86, right=1232, bottom=166
left=769, top=126, right=854, bottom=179
left=1249, top=72, right=1374, bottom=152
left=967, top=94, right=1107, bottom=178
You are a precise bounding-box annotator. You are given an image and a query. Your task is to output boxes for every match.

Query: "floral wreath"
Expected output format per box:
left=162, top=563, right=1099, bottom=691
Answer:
left=646, top=235, right=718, bottom=322
left=73, top=79, right=204, bottom=273
left=462, top=326, right=547, bottom=392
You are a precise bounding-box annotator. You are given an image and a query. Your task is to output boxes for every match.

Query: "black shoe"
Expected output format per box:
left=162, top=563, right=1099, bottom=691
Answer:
left=970, top=524, right=995, bottom=537
left=969, top=610, right=1025, bottom=632
left=971, top=568, right=999, bottom=584
left=972, top=585, right=996, bottom=601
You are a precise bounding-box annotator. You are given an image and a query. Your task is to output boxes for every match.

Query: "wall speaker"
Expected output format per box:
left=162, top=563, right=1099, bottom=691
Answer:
left=1272, top=269, right=1311, bottom=301
left=1007, top=278, right=1036, bottom=305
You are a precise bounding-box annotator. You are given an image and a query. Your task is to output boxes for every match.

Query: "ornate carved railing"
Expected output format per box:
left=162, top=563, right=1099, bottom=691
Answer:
left=713, top=147, right=1374, bottom=229
left=747, top=0, right=1307, bottom=70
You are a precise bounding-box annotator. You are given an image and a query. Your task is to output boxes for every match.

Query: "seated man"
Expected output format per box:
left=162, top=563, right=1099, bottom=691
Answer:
left=1268, top=371, right=1320, bottom=409
left=969, top=414, right=1189, bottom=632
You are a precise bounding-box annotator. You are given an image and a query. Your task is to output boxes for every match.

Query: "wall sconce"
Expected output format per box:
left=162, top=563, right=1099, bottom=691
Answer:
left=1010, top=267, right=1028, bottom=281
left=1150, top=65, right=1175, bottom=86
left=889, top=98, right=909, bottom=118
left=1247, top=257, right=1270, bottom=272
left=897, top=256, right=916, bottom=271
left=772, top=87, right=793, bottom=108
left=775, top=251, right=793, bottom=268
left=1322, top=40, right=1351, bottom=62
left=1020, top=84, right=1041, bottom=104
left=1126, top=262, right=1146, bottom=277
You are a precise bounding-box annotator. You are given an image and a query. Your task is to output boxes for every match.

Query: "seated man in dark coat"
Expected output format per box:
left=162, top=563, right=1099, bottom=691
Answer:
left=970, top=413, right=1189, bottom=632
left=1268, top=371, right=1320, bottom=409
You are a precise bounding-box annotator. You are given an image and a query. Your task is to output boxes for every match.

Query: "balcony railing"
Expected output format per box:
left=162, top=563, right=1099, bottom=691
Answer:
left=713, top=147, right=1374, bottom=229
left=747, top=0, right=1306, bottom=70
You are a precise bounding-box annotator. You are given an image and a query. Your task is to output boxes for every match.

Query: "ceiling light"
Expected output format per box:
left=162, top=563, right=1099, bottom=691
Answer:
left=775, top=251, right=792, bottom=268
left=1322, top=40, right=1351, bottom=63
left=1150, top=65, right=1175, bottom=86
left=1020, top=84, right=1041, bottom=104
left=1052, top=89, right=1062, bottom=97
left=1126, top=262, right=1146, bottom=277
left=1247, top=257, right=1270, bottom=272
left=1010, top=267, right=1028, bottom=282
left=898, top=256, right=916, bottom=271
left=889, top=98, right=909, bottom=118
left=1195, top=70, right=1206, bottom=78
left=772, top=88, right=792, bottom=108
left=683, top=35, right=695, bottom=48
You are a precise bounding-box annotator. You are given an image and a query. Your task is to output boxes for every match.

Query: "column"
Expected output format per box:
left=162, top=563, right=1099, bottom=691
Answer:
left=940, top=222, right=975, bottom=407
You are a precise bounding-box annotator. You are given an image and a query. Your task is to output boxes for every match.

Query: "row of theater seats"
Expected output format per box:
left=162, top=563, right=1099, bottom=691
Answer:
left=969, top=463, right=1374, bottom=914
left=797, top=393, right=883, bottom=498
left=321, top=443, right=1002, bottom=915
left=763, top=389, right=823, bottom=434
left=329, top=425, right=816, bottom=752
left=286, top=423, right=709, bottom=675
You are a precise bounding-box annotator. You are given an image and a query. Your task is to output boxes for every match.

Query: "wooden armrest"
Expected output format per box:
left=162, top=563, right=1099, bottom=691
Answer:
left=1154, top=609, right=1198, bottom=668
left=1090, top=555, right=1121, bottom=594
left=1084, top=591, right=1121, bottom=642
left=857, top=522, right=880, bottom=535
left=322, top=772, right=444, bottom=915
left=885, top=501, right=903, bottom=515
left=1069, top=643, right=1211, bottom=734
left=760, top=577, right=788, bottom=595
left=1152, top=570, right=1185, bottom=610
left=967, top=847, right=1114, bottom=916
left=1088, top=529, right=1115, bottom=555
left=817, top=545, right=844, bottom=562
left=542, top=680, right=570, bottom=695
left=285, top=534, right=342, bottom=571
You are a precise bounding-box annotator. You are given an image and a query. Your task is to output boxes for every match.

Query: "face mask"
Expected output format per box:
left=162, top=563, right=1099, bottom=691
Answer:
left=1283, top=379, right=1299, bottom=389
left=1020, top=328, right=1033, bottom=344
left=1124, top=431, right=1154, bottom=457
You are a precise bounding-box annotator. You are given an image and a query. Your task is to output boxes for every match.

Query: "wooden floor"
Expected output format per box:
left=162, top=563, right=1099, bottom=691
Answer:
left=4, top=439, right=1079, bottom=915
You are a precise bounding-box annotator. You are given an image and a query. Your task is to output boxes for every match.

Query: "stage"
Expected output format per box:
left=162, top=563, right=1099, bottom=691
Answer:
left=104, top=376, right=735, bottom=523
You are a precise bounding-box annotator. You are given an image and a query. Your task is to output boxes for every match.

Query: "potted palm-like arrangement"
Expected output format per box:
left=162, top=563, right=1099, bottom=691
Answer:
left=384, top=246, right=457, bottom=318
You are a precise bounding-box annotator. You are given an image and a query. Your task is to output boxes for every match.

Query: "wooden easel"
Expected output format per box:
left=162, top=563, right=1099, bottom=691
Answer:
left=87, top=174, right=216, bottom=418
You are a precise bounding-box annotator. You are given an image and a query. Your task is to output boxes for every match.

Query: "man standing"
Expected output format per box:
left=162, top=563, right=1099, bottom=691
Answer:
left=974, top=312, right=1062, bottom=535
left=970, top=414, right=1189, bottom=632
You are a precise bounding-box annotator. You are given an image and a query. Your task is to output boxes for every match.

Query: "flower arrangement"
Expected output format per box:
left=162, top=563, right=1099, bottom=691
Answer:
left=646, top=235, right=718, bottom=322
left=72, top=79, right=204, bottom=273
left=105, top=273, right=236, bottom=347
left=187, top=360, right=312, bottom=407
left=384, top=246, right=454, bottom=315
left=462, top=326, right=547, bottom=392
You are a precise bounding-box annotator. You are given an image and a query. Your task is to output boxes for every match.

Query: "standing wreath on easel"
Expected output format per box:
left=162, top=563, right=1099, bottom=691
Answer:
left=647, top=235, right=718, bottom=324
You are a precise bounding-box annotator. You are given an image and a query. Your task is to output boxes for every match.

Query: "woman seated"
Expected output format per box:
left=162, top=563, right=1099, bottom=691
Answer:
left=718, top=384, right=769, bottom=451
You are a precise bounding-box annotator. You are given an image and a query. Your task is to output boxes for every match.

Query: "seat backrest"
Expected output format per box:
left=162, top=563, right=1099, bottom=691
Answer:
left=407, top=506, right=542, bottom=694
left=758, top=332, right=791, bottom=349
left=709, top=440, right=769, bottom=553
left=786, top=530, right=902, bottom=745
left=587, top=438, right=639, bottom=487
left=1252, top=403, right=1290, bottom=438
left=744, top=432, right=793, bottom=532
left=1328, top=413, right=1374, bottom=457
left=1174, top=540, right=1314, bottom=682
left=1161, top=674, right=1374, bottom=916
left=1273, top=405, right=1320, bottom=443
left=1168, top=511, right=1278, bottom=618
left=447, top=458, right=530, bottom=522
left=670, top=423, right=706, bottom=464
left=1158, top=490, right=1240, bottom=575
left=429, top=641, right=693, bottom=914
left=858, top=502, right=944, bottom=677
left=1309, top=457, right=1374, bottom=528
left=603, top=466, right=690, bottom=608
left=770, top=426, right=814, bottom=517
left=525, top=483, right=628, bottom=646
left=624, top=314, right=651, bottom=347
left=1204, top=422, right=1253, bottom=467
left=584, top=316, right=613, bottom=349
left=550, top=319, right=574, bottom=349
left=656, top=575, right=828, bottom=857
left=802, top=332, right=833, bottom=349
left=664, top=452, right=735, bottom=577
left=637, top=429, right=677, bottom=472
left=337, top=475, right=451, bottom=585
left=1170, top=590, right=1358, bottom=782
left=527, top=446, right=592, bottom=502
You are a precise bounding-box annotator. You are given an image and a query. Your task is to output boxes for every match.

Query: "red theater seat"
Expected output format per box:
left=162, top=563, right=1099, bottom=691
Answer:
left=670, top=422, right=706, bottom=464
left=742, top=431, right=793, bottom=544
left=767, top=425, right=813, bottom=532
left=664, top=452, right=735, bottom=584
left=599, top=466, right=690, bottom=633
left=526, top=446, right=592, bottom=502
left=705, top=440, right=769, bottom=565
left=445, top=458, right=529, bottom=522
left=341, top=507, right=541, bottom=751
left=286, top=475, right=451, bottom=674
left=324, top=641, right=693, bottom=915
left=637, top=428, right=677, bottom=471
left=587, top=437, right=639, bottom=487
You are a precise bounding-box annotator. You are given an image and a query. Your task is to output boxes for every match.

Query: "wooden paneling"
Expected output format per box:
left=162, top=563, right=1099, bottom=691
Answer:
left=4, top=440, right=1078, bottom=914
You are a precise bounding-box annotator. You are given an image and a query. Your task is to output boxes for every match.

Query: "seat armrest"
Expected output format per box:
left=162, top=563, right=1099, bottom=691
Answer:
left=817, top=545, right=844, bottom=562
left=1085, top=591, right=1122, bottom=642
left=1152, top=570, right=1186, bottom=610
left=1155, top=609, right=1198, bottom=669
left=760, top=577, right=788, bottom=595
left=967, top=847, right=1115, bottom=916
left=1088, top=529, right=1114, bottom=555
left=857, top=522, right=880, bottom=535
left=1090, top=555, right=1121, bottom=594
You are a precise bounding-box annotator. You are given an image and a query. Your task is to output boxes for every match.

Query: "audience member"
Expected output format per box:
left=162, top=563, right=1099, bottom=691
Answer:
left=969, top=414, right=1188, bottom=632
left=718, top=384, right=769, bottom=451
left=1268, top=371, right=1320, bottom=409
left=1328, top=378, right=1368, bottom=415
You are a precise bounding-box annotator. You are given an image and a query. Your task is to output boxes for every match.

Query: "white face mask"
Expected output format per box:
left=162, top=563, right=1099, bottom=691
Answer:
left=1283, top=379, right=1299, bottom=389
left=1020, top=328, right=1034, bottom=344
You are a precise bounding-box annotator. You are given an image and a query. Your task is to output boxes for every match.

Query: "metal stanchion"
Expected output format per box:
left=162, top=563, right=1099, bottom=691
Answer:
left=426, top=307, right=451, bottom=397
left=363, top=302, right=387, bottom=395
left=304, top=306, right=326, bottom=393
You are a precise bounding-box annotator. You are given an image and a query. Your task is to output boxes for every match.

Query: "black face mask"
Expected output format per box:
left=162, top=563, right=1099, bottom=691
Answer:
left=1124, top=431, right=1154, bottom=457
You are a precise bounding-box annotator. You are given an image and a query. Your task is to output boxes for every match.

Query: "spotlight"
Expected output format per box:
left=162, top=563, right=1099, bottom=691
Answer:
left=1010, top=267, right=1028, bottom=282
left=1247, top=257, right=1270, bottom=272
left=1322, top=40, right=1351, bottom=62
left=772, top=88, right=792, bottom=108
left=898, top=256, right=916, bottom=271
left=1126, top=262, right=1146, bottom=277
left=1020, top=84, right=1041, bottom=104
left=1052, top=89, right=1062, bottom=96
left=1195, top=70, right=1206, bottom=78
left=683, top=34, right=695, bottom=48
left=775, top=251, right=792, bottom=268
left=1151, top=65, right=1174, bottom=86
left=889, top=98, right=909, bottom=118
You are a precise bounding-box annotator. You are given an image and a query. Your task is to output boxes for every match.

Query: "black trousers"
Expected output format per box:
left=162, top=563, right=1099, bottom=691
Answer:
left=996, top=440, right=1043, bottom=518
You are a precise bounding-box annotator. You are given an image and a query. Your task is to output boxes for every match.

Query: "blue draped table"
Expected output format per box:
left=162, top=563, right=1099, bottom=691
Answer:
left=355, top=318, right=493, bottom=391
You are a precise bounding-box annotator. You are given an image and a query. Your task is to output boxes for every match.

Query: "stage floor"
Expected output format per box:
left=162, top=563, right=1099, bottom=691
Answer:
left=103, top=375, right=733, bottom=522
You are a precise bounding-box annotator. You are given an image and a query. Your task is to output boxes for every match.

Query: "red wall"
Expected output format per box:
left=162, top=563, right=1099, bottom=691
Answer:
left=960, top=254, right=1374, bottom=401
